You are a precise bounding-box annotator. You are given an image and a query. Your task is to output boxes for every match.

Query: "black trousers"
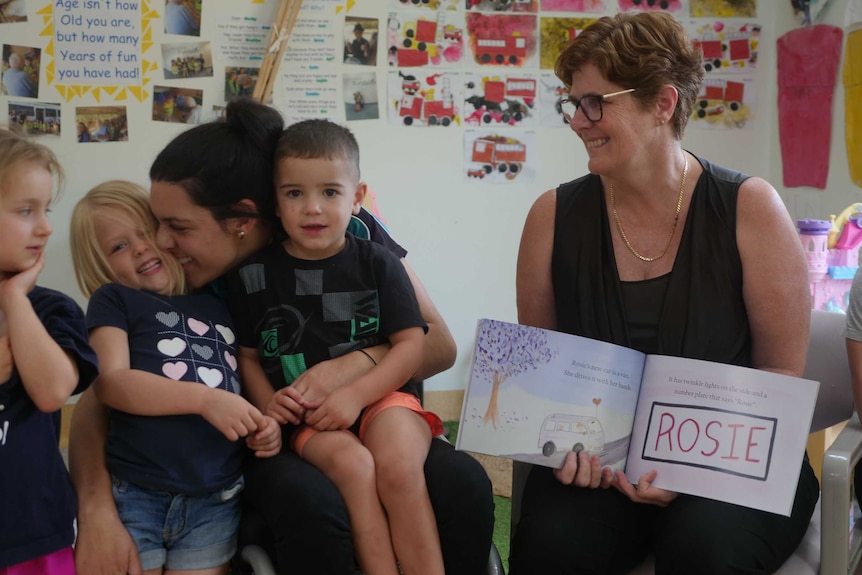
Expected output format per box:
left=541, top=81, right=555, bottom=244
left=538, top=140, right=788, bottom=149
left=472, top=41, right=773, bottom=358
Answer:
left=509, top=456, right=819, bottom=575
left=241, top=436, right=495, bottom=575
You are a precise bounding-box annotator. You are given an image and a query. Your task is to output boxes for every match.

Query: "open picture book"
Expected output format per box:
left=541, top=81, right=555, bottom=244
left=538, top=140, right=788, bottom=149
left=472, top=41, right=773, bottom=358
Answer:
left=455, top=319, right=820, bottom=516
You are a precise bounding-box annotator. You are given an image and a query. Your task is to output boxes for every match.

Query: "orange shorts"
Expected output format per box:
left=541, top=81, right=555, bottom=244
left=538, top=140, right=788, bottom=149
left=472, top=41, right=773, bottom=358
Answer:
left=292, top=391, right=444, bottom=457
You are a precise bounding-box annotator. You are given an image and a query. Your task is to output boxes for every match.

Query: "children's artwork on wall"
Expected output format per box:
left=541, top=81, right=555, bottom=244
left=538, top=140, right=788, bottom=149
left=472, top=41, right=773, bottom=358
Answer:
left=7, top=101, right=62, bottom=137
left=618, top=0, right=685, bottom=13
left=465, top=13, right=538, bottom=68
left=791, top=0, right=832, bottom=26
left=690, top=0, right=756, bottom=17
left=1, top=44, right=40, bottom=99
left=225, top=66, right=259, bottom=100
left=539, top=0, right=605, bottom=13
left=463, top=73, right=537, bottom=127
left=152, top=86, right=204, bottom=124
left=161, top=41, right=213, bottom=79
left=539, top=17, right=596, bottom=70
left=538, top=71, right=568, bottom=127
left=388, top=0, right=461, bottom=10
left=344, top=17, right=379, bottom=66
left=464, top=129, right=536, bottom=183
left=387, top=11, right=465, bottom=67
left=685, top=20, right=761, bottom=74
left=164, top=0, right=202, bottom=37
left=688, top=76, right=755, bottom=130
left=344, top=71, right=379, bottom=121
left=0, top=0, right=27, bottom=23
left=777, top=24, right=842, bottom=189
left=48, top=0, right=157, bottom=104
left=466, top=0, right=539, bottom=14
left=75, top=105, right=128, bottom=142
left=844, top=0, right=862, bottom=187
left=388, top=69, right=461, bottom=127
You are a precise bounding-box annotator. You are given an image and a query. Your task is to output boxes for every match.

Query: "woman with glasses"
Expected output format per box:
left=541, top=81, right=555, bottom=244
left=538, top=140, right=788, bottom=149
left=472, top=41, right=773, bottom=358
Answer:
left=510, top=11, right=817, bottom=575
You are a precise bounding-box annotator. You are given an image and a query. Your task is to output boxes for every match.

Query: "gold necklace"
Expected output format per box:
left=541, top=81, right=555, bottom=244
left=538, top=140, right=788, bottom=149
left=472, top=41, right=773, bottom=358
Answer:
left=609, top=154, right=688, bottom=263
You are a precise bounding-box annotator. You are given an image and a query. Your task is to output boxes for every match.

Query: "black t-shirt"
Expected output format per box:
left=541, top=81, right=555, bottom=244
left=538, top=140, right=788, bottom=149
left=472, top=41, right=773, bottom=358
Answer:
left=228, top=234, right=426, bottom=396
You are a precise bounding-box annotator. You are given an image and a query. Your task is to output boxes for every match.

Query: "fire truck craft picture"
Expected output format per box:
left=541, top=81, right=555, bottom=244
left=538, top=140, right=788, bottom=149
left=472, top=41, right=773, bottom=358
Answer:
left=389, top=71, right=462, bottom=127
left=689, top=21, right=761, bottom=74
left=689, top=77, right=754, bottom=129
left=393, top=0, right=460, bottom=10
left=466, top=13, right=537, bottom=67
left=466, top=0, right=539, bottom=14
left=539, top=17, right=597, bottom=70
left=618, top=0, right=683, bottom=12
left=464, top=130, right=536, bottom=183
left=387, top=12, right=465, bottom=67
left=538, top=72, right=570, bottom=127
left=464, top=74, right=537, bottom=127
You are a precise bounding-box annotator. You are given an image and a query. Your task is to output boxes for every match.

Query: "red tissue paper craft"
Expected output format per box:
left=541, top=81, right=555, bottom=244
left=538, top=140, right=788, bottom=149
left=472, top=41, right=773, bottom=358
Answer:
left=777, top=25, right=843, bottom=189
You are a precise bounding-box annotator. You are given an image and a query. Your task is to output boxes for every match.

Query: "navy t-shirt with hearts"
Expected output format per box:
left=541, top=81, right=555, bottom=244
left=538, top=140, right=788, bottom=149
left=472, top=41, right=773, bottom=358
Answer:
left=87, top=283, right=243, bottom=495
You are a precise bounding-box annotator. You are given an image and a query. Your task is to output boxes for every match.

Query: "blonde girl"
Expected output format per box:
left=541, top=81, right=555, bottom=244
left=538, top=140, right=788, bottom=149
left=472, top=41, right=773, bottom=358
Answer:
left=70, top=181, right=280, bottom=575
left=0, top=129, right=98, bottom=575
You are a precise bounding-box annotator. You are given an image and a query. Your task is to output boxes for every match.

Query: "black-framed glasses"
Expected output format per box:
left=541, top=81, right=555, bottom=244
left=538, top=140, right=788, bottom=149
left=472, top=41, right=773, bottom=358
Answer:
left=559, top=88, right=636, bottom=123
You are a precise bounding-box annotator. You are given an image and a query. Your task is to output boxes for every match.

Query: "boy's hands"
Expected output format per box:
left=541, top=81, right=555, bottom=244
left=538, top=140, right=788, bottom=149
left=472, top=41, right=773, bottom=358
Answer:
left=265, top=386, right=306, bottom=425
left=246, top=415, right=281, bottom=457
left=302, top=385, right=363, bottom=431
left=200, top=389, right=266, bottom=441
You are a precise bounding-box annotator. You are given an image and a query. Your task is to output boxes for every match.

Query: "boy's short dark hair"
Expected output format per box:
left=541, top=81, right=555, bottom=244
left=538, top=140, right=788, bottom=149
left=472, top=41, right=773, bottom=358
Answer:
left=275, top=119, right=360, bottom=180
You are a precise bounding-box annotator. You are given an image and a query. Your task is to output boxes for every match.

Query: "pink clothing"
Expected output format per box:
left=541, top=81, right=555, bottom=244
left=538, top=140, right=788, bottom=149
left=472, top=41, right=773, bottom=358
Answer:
left=0, top=548, right=75, bottom=575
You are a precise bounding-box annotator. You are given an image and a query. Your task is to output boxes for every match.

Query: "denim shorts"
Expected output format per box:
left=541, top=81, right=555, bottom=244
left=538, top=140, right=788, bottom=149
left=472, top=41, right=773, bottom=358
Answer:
left=111, top=475, right=243, bottom=571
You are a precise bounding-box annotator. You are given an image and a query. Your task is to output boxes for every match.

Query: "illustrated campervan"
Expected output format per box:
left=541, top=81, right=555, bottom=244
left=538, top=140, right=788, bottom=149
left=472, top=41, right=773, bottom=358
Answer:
left=538, top=413, right=604, bottom=457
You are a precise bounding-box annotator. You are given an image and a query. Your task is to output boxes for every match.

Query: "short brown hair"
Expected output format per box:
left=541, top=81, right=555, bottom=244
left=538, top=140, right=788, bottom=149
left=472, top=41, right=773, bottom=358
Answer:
left=554, top=11, right=703, bottom=139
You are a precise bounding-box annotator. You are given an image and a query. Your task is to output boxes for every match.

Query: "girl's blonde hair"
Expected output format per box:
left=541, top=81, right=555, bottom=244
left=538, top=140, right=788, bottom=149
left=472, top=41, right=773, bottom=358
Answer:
left=0, top=129, right=64, bottom=203
left=70, top=180, right=186, bottom=298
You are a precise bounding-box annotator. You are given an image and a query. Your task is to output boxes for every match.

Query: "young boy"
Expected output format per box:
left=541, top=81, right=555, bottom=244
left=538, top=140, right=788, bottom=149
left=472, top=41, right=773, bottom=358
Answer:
left=228, top=119, right=445, bottom=575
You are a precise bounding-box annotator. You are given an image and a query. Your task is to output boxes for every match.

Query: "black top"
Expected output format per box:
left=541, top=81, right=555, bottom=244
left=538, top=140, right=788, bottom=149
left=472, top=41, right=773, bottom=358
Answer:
left=551, top=155, right=753, bottom=366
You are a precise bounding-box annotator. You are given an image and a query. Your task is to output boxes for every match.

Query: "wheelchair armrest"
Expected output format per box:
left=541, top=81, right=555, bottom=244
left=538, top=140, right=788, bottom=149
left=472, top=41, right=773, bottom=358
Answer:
left=240, top=544, right=277, bottom=575
left=821, top=414, right=862, bottom=575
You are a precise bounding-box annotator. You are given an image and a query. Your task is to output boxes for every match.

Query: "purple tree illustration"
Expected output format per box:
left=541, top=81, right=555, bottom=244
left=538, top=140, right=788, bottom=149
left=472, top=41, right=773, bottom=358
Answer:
left=474, top=320, right=557, bottom=429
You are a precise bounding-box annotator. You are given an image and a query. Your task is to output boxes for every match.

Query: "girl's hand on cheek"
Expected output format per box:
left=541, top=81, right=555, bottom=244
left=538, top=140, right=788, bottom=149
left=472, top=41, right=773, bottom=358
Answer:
left=0, top=251, right=45, bottom=308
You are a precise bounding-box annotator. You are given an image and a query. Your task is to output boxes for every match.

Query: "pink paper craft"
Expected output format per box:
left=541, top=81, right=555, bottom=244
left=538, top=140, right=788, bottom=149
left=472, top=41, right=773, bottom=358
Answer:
left=776, top=25, right=843, bottom=189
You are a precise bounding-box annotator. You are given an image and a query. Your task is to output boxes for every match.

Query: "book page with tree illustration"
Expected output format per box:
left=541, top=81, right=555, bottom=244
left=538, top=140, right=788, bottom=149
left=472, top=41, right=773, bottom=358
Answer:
left=457, top=319, right=646, bottom=470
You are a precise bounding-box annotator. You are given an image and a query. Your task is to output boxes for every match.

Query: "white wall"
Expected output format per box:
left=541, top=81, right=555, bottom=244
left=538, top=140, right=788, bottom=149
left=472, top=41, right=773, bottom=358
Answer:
left=1, top=0, right=857, bottom=392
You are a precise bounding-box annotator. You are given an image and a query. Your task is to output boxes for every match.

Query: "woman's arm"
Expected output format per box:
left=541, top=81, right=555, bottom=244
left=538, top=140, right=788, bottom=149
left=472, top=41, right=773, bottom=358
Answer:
left=402, top=259, right=456, bottom=380
left=736, top=177, right=811, bottom=377
left=516, top=189, right=557, bottom=330
left=68, top=388, right=143, bottom=575
left=287, top=257, right=455, bottom=404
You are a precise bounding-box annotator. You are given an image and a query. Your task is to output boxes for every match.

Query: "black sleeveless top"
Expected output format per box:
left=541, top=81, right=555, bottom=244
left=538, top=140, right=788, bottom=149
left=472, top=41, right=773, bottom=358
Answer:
left=551, top=155, right=752, bottom=367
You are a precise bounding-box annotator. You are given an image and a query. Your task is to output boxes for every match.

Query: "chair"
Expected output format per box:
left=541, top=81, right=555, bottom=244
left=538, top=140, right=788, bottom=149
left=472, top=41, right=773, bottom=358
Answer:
left=508, top=309, right=862, bottom=575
